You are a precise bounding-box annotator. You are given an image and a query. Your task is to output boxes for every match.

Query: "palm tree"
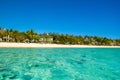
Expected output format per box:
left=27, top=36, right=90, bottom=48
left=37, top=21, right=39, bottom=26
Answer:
left=25, top=29, right=38, bottom=42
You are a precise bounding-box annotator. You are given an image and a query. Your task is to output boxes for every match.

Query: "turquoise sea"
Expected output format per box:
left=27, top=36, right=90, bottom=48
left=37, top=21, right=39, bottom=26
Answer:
left=0, top=48, right=120, bottom=80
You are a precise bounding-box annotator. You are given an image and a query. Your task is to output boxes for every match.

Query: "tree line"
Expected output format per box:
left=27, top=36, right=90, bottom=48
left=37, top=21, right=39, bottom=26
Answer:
left=0, top=27, right=120, bottom=46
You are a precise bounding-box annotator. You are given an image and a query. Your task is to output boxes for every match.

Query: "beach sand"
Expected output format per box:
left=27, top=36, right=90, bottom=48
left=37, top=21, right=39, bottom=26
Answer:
left=0, top=42, right=120, bottom=48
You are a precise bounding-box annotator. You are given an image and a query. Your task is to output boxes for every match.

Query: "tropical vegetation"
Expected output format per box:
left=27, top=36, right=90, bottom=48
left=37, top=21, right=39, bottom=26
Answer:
left=0, top=27, right=120, bottom=46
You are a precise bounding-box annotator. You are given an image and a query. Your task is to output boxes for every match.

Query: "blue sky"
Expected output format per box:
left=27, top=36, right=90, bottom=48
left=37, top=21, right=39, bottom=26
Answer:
left=0, top=0, right=120, bottom=39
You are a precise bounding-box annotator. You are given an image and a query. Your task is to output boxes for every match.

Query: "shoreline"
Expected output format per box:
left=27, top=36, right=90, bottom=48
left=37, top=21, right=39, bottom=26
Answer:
left=0, top=42, right=120, bottom=48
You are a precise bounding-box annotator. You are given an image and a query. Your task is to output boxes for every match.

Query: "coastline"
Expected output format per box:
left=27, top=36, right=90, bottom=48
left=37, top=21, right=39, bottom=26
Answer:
left=0, top=42, right=120, bottom=48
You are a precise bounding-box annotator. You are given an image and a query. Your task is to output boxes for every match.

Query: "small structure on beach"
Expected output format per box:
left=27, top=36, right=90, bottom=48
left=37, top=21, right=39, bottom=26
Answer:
left=0, top=38, right=2, bottom=42
left=3, top=35, right=12, bottom=42
left=24, top=39, right=30, bottom=43
left=39, top=37, right=53, bottom=43
left=39, top=34, right=53, bottom=43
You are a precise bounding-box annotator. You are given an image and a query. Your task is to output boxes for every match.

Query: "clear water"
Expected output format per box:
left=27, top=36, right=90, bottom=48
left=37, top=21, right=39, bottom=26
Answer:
left=0, top=48, right=120, bottom=80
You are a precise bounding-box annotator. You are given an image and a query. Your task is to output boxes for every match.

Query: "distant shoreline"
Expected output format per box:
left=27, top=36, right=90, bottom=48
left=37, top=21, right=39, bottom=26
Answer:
left=0, top=42, right=120, bottom=48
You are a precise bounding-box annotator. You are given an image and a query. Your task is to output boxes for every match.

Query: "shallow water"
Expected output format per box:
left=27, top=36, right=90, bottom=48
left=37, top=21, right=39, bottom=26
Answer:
left=0, top=48, right=120, bottom=80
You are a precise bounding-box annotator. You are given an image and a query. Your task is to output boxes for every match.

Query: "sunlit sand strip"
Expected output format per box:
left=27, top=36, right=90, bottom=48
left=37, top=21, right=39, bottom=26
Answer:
left=0, top=42, right=120, bottom=48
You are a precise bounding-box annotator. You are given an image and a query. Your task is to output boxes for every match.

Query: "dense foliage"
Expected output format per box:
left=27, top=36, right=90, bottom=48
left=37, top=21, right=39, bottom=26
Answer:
left=0, top=27, right=120, bottom=46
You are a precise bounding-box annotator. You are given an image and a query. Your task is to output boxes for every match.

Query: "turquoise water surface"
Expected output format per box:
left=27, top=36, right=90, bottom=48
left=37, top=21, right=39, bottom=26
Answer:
left=0, top=48, right=120, bottom=80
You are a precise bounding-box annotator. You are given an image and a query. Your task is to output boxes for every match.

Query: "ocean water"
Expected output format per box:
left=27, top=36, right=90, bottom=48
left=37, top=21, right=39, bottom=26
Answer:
left=0, top=48, right=120, bottom=80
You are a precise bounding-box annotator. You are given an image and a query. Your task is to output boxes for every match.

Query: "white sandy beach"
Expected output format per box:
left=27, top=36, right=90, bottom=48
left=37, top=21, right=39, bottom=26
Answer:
left=0, top=42, right=120, bottom=48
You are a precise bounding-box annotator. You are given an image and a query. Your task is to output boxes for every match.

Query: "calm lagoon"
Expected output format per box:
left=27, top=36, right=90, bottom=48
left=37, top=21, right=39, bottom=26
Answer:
left=0, top=48, right=120, bottom=80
